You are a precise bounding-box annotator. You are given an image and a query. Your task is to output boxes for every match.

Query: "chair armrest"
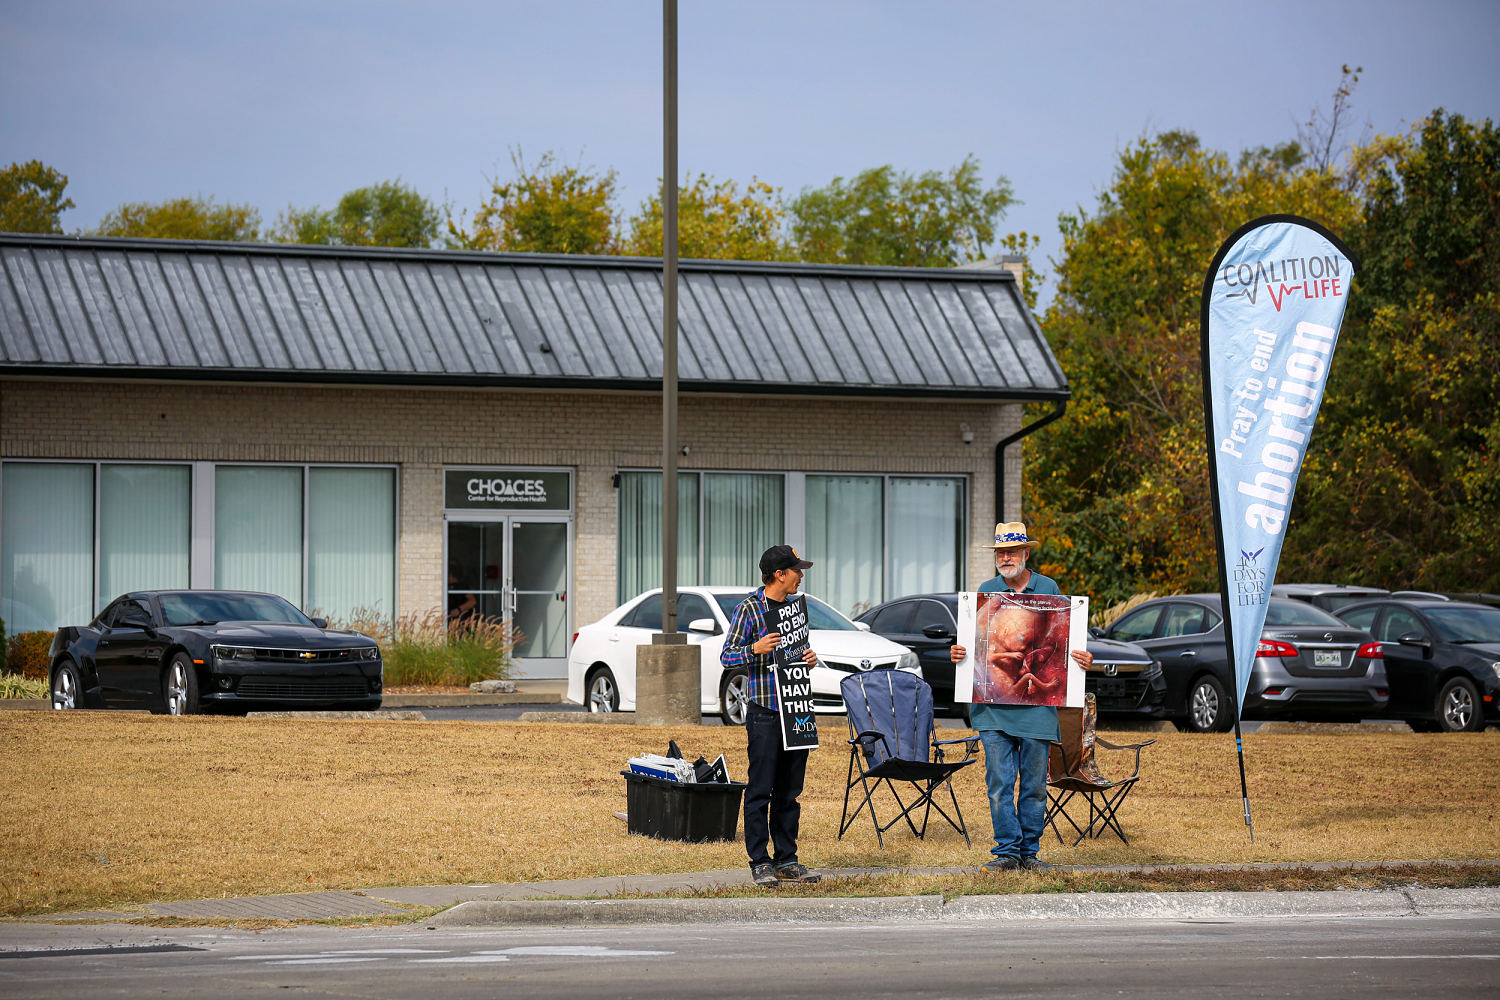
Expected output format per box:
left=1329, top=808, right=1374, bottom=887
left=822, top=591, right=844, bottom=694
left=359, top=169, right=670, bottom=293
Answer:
left=1095, top=737, right=1154, bottom=779
left=847, top=730, right=892, bottom=759
left=933, top=734, right=982, bottom=762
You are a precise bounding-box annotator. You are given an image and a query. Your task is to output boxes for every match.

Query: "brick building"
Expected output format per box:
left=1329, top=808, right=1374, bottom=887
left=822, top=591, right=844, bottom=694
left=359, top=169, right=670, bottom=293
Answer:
left=0, top=235, right=1068, bottom=678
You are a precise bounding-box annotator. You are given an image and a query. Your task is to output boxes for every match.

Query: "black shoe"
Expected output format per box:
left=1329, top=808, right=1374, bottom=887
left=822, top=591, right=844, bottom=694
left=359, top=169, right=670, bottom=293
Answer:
left=1019, top=856, right=1054, bottom=872
left=751, top=863, right=780, bottom=886
left=775, top=862, right=821, bottom=884
left=982, top=856, right=1020, bottom=872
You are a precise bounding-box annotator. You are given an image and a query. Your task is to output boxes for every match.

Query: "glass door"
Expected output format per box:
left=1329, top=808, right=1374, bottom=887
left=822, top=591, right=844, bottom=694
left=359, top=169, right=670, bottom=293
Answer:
left=445, top=517, right=570, bottom=676
left=446, top=521, right=506, bottom=623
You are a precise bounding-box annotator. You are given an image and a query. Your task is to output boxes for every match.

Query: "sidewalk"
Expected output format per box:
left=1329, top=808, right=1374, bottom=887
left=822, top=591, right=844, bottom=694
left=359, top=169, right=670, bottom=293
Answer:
left=35, top=860, right=1500, bottom=926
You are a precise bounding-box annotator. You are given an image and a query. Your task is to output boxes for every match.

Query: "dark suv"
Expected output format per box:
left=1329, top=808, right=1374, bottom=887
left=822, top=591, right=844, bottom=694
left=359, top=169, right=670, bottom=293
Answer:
left=1270, top=583, right=1391, bottom=614
left=855, top=593, right=1166, bottom=720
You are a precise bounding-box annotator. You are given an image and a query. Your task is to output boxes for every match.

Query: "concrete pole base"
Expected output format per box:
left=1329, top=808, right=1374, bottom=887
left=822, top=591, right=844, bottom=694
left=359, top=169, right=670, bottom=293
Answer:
left=635, top=643, right=701, bottom=725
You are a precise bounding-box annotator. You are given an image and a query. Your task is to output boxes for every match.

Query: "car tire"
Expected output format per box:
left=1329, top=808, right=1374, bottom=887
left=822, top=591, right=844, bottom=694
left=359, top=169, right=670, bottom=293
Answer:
left=586, top=666, right=619, bottom=713
left=1181, top=674, right=1232, bottom=733
left=720, top=668, right=750, bottom=726
left=1435, top=677, right=1482, bottom=733
left=51, top=660, right=83, bottom=710
left=163, top=654, right=201, bottom=716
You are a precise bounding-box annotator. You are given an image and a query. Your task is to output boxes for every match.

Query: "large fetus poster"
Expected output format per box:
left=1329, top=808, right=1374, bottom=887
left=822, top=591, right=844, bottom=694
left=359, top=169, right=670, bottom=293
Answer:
left=954, top=592, right=1088, bottom=707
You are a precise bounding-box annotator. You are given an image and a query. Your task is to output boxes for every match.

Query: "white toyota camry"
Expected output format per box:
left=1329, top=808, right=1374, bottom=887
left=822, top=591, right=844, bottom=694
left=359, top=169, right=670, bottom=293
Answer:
left=565, top=586, right=920, bottom=723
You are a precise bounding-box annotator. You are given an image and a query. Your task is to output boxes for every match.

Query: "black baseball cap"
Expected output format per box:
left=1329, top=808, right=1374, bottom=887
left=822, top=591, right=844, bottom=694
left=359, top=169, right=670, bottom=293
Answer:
left=760, top=545, right=813, bottom=575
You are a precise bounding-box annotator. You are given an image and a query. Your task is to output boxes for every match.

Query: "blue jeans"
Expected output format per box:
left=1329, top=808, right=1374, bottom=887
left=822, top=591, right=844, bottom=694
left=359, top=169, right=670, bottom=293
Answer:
left=978, top=729, right=1049, bottom=860
left=743, top=704, right=808, bottom=869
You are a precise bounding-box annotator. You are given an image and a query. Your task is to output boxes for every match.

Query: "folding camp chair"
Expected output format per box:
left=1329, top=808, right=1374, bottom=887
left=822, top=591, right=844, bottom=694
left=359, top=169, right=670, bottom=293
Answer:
left=838, top=670, right=981, bottom=848
left=1044, top=692, right=1154, bottom=846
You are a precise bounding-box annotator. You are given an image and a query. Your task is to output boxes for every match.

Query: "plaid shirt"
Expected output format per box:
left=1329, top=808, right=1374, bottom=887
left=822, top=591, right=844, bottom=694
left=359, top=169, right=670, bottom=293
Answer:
left=721, top=587, right=780, bottom=710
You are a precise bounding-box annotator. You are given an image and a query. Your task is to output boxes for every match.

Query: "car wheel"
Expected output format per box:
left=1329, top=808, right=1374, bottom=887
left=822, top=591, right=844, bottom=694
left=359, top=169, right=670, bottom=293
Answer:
left=51, top=661, right=83, bottom=710
left=1435, top=677, right=1482, bottom=732
left=720, top=668, right=750, bottom=726
left=1183, top=674, right=1231, bottom=733
left=586, top=667, right=619, bottom=713
left=163, top=654, right=201, bottom=716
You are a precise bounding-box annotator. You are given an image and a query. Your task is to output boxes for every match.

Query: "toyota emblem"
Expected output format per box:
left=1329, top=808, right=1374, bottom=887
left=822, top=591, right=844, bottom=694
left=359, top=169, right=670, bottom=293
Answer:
left=858, top=658, right=873, bottom=672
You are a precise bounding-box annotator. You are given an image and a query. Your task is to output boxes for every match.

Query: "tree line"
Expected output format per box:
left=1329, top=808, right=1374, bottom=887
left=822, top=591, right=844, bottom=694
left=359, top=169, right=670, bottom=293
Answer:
left=3, top=89, right=1495, bottom=599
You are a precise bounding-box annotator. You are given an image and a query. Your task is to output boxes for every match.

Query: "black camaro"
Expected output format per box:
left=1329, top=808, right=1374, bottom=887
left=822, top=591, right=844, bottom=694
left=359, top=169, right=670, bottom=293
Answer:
left=49, top=590, right=383, bottom=714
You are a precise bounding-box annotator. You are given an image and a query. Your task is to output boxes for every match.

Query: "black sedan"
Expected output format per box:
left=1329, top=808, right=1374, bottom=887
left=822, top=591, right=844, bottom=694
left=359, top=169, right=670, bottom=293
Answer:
left=49, top=590, right=383, bottom=715
left=1334, top=598, right=1500, bottom=732
left=1098, top=594, right=1387, bottom=732
left=854, top=593, right=1166, bottom=721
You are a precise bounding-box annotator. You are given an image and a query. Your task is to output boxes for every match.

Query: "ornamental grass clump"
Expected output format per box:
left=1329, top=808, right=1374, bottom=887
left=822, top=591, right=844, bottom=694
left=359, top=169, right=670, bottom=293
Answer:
left=0, top=672, right=47, bottom=699
left=326, top=607, right=520, bottom=687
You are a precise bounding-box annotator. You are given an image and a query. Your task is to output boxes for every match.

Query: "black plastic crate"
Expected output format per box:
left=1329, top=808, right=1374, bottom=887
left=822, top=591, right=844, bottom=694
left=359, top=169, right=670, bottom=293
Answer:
left=620, top=771, right=747, bottom=843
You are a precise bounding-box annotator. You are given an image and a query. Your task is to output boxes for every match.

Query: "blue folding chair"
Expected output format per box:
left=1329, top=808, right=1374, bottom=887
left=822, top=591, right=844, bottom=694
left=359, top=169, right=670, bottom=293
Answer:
left=838, top=670, right=981, bottom=848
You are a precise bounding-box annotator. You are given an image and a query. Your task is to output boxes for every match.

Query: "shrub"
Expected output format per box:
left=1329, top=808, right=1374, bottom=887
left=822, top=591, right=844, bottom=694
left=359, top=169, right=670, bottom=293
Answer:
left=321, top=607, right=519, bottom=688
left=0, top=672, right=49, bottom=699
left=6, top=631, right=55, bottom=680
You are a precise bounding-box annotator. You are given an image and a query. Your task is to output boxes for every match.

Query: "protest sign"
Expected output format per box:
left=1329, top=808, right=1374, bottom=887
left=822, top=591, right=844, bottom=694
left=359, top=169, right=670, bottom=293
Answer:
left=954, top=592, right=1088, bottom=708
left=766, top=595, right=818, bottom=751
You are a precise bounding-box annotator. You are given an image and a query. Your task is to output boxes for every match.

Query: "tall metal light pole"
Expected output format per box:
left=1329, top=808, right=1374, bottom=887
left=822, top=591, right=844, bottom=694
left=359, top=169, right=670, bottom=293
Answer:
left=636, top=0, right=697, bottom=725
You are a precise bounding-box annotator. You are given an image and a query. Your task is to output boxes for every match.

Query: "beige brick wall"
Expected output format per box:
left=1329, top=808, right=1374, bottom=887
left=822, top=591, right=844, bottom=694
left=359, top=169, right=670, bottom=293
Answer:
left=1, top=377, right=1029, bottom=634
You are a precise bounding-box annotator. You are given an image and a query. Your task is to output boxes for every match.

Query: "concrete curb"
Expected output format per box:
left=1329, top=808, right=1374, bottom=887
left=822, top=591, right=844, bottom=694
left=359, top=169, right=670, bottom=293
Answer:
left=430, top=887, right=1500, bottom=927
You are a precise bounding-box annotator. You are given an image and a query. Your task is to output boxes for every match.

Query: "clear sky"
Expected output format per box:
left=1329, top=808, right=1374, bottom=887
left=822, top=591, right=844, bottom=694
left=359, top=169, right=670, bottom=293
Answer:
left=3, top=0, right=1497, bottom=305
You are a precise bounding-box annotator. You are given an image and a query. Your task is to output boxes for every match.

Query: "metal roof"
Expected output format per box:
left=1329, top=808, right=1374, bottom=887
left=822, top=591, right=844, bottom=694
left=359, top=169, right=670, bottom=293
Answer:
left=0, top=234, right=1068, bottom=400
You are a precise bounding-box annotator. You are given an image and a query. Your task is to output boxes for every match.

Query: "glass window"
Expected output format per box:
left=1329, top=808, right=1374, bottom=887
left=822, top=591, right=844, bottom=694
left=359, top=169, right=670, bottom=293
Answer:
left=623, top=592, right=663, bottom=630
left=866, top=602, right=914, bottom=634
left=99, top=464, right=190, bottom=600
left=1426, top=606, right=1500, bottom=643
left=1378, top=608, right=1428, bottom=643
left=1, top=462, right=93, bottom=632
left=1110, top=605, right=1162, bottom=642
left=1160, top=604, right=1210, bottom=637
left=616, top=472, right=699, bottom=604
left=1265, top=600, right=1342, bottom=627
left=804, top=595, right=858, bottom=631
left=215, top=466, right=303, bottom=603
left=678, top=593, right=714, bottom=629
left=913, top=599, right=956, bottom=634
left=308, top=467, right=394, bottom=621
left=887, top=477, right=963, bottom=599
left=1339, top=606, right=1378, bottom=631
left=702, top=473, right=782, bottom=586
left=806, top=475, right=883, bottom=618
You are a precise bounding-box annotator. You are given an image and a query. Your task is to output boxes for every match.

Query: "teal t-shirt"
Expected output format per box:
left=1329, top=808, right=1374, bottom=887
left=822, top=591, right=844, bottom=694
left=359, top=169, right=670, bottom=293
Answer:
left=967, top=570, right=1062, bottom=741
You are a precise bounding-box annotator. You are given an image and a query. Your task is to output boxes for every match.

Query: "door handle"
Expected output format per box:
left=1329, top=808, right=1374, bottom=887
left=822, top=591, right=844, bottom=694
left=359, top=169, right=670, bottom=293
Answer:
left=1178, top=649, right=1197, bottom=658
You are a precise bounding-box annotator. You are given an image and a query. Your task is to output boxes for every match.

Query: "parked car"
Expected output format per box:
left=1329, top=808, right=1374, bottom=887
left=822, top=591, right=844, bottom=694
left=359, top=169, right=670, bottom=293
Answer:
left=1270, top=583, right=1391, bottom=614
left=565, top=587, right=920, bottom=724
left=853, top=593, right=1166, bottom=721
left=1097, top=594, right=1387, bottom=733
left=48, top=590, right=383, bottom=715
left=1333, top=598, right=1500, bottom=732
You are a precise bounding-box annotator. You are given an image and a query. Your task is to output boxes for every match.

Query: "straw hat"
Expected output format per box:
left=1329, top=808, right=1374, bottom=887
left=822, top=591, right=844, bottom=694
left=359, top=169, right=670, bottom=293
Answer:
left=989, top=521, right=1040, bottom=550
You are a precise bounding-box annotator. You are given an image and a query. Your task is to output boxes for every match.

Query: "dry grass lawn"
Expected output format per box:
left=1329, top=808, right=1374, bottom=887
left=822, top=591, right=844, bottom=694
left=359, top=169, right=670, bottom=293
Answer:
left=2, top=713, right=1497, bottom=917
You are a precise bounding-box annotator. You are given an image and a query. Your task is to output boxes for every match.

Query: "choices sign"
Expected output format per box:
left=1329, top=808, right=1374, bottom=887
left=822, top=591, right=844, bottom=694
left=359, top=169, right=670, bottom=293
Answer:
left=444, top=469, right=571, bottom=512
left=766, top=595, right=818, bottom=752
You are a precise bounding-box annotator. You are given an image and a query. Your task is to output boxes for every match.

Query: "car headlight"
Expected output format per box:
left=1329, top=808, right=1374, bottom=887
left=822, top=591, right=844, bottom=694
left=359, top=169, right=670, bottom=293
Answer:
left=1489, top=662, right=1500, bottom=685
left=359, top=646, right=381, bottom=661
left=897, top=651, right=919, bottom=671
left=212, top=645, right=256, bottom=663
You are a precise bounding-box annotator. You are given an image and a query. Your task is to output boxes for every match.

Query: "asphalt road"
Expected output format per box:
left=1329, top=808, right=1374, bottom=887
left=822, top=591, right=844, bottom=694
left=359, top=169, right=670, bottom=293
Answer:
left=3, top=915, right=1495, bottom=999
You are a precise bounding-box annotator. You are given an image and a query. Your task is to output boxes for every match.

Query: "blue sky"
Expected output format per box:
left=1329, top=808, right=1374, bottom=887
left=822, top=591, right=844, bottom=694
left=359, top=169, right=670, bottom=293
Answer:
left=3, top=0, right=1497, bottom=305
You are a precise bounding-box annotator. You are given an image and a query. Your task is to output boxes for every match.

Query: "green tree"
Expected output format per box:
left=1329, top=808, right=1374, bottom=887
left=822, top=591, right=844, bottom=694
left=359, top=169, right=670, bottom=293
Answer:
left=1025, top=130, right=1359, bottom=604
left=623, top=174, right=787, bottom=261
left=94, top=196, right=261, bottom=241
left=789, top=155, right=1015, bottom=267
left=1282, top=111, right=1500, bottom=591
left=449, top=151, right=618, bottom=254
left=274, top=180, right=441, bottom=248
left=0, top=160, right=74, bottom=234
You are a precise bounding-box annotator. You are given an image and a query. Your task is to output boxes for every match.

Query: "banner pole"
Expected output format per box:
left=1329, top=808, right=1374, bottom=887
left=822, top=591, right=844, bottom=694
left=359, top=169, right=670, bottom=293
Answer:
left=1231, top=716, right=1254, bottom=841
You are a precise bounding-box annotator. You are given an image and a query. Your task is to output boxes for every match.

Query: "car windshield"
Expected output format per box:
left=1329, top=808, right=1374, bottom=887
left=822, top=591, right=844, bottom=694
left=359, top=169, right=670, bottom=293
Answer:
left=1425, top=606, right=1500, bottom=643
left=711, top=592, right=859, bottom=631
left=1263, top=601, right=1344, bottom=627
left=158, top=592, right=313, bottom=627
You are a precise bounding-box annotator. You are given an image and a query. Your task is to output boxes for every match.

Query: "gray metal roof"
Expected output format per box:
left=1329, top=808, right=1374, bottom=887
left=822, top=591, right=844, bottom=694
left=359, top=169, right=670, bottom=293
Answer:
left=0, top=234, right=1068, bottom=400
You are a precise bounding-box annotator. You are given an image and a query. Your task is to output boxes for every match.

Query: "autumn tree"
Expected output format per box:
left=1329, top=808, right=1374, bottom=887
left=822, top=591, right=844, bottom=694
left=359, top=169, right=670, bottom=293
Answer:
left=450, top=151, right=618, bottom=254
left=275, top=180, right=441, bottom=248
left=0, top=160, right=75, bottom=234
left=1282, top=111, right=1500, bottom=591
left=789, top=155, right=1015, bottom=267
left=1024, top=130, right=1359, bottom=604
left=94, top=196, right=261, bottom=241
left=623, top=174, right=787, bottom=260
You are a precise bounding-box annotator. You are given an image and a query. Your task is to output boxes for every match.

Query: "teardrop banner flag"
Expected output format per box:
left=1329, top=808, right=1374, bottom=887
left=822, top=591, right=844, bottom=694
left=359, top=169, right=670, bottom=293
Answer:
left=1201, top=215, right=1358, bottom=838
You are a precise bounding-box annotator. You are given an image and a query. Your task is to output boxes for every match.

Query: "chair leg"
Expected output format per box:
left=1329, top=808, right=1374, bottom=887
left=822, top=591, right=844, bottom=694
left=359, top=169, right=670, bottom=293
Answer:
left=1087, top=784, right=1137, bottom=845
left=1046, top=788, right=1087, bottom=845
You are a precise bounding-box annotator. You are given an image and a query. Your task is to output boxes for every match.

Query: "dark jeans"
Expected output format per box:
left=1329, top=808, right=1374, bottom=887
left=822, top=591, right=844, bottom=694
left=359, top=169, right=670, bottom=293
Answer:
left=743, top=703, right=808, bottom=869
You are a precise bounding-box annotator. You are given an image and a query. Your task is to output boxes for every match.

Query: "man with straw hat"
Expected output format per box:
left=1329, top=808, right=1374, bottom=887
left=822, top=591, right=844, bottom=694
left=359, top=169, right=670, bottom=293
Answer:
left=950, top=521, right=1092, bottom=872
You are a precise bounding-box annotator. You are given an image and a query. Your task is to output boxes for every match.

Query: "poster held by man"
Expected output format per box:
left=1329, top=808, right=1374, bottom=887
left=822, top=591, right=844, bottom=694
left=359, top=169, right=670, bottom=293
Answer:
left=766, top=595, right=818, bottom=751
left=1201, top=214, right=1359, bottom=839
left=954, top=592, right=1089, bottom=708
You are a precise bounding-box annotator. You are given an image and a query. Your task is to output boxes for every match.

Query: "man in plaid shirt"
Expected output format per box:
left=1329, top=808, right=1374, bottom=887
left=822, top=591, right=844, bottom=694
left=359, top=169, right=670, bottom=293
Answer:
left=722, top=545, right=821, bottom=886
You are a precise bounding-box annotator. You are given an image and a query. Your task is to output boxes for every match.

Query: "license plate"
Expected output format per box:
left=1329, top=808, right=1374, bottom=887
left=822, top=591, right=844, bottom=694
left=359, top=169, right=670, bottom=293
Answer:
left=1314, top=650, right=1342, bottom=667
